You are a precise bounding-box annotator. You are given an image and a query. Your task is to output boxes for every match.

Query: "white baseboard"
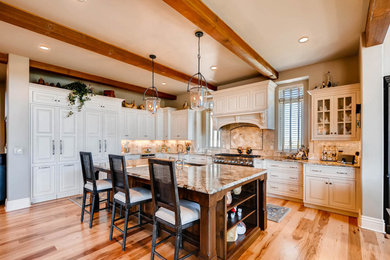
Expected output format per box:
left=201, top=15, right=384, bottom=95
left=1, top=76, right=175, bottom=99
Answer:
left=5, top=197, right=31, bottom=212
left=360, top=215, right=385, bottom=233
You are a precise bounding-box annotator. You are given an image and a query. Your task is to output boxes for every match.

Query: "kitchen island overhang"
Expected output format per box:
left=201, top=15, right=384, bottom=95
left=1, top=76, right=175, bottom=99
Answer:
left=96, top=163, right=267, bottom=260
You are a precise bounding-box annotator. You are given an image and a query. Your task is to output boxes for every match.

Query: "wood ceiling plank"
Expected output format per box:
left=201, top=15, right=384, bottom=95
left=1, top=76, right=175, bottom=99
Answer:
left=29, top=60, right=177, bottom=100
left=162, top=0, right=278, bottom=79
left=365, top=0, right=390, bottom=47
left=0, top=1, right=216, bottom=90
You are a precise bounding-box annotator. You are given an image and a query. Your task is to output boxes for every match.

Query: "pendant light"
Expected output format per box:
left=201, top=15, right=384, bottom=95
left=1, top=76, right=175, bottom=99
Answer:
left=143, top=54, right=160, bottom=114
left=187, top=31, right=208, bottom=111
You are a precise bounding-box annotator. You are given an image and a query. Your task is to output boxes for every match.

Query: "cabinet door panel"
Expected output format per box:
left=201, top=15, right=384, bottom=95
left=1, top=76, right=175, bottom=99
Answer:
left=124, top=111, right=138, bottom=139
left=32, top=165, right=56, bottom=202
left=103, top=111, right=119, bottom=155
left=304, top=176, right=328, bottom=206
left=59, top=109, right=78, bottom=162
left=85, top=111, right=102, bottom=160
left=329, top=179, right=355, bottom=210
left=32, top=105, right=56, bottom=164
left=253, top=89, right=266, bottom=110
left=57, top=163, right=80, bottom=198
left=313, top=97, right=333, bottom=139
left=171, top=112, right=187, bottom=139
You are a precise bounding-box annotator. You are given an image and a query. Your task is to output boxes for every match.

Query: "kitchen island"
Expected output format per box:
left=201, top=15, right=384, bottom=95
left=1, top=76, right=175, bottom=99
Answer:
left=96, top=163, right=267, bottom=260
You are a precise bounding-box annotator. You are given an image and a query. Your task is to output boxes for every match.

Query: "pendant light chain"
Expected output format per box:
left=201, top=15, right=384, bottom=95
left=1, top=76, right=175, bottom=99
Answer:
left=187, top=31, right=208, bottom=110
left=143, top=54, right=160, bottom=114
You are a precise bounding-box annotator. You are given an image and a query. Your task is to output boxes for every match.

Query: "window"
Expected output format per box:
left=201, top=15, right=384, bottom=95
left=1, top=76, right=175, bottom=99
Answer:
left=206, top=101, right=220, bottom=148
left=278, top=85, right=304, bottom=152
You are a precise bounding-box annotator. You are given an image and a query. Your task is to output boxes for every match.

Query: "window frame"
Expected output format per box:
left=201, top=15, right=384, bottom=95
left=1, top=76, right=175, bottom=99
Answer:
left=277, top=83, right=306, bottom=152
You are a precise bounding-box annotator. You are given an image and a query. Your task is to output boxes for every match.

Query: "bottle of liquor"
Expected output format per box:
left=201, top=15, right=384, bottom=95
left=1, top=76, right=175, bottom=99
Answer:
left=326, top=71, right=332, bottom=87
left=322, top=81, right=326, bottom=89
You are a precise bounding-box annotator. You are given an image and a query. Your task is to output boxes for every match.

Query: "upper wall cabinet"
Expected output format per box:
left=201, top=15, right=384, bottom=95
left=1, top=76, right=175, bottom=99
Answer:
left=212, top=80, right=276, bottom=129
left=308, top=84, right=360, bottom=141
left=170, top=109, right=195, bottom=140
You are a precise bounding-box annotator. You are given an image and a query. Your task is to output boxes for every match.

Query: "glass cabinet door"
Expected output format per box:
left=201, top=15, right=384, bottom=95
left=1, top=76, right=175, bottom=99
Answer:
left=315, top=98, right=331, bottom=136
left=335, top=95, right=354, bottom=136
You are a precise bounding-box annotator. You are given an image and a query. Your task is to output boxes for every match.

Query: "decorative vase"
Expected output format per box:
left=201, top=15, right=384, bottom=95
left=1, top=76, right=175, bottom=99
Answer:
left=237, top=222, right=246, bottom=235
left=226, top=191, right=232, bottom=206
left=233, top=186, right=242, bottom=195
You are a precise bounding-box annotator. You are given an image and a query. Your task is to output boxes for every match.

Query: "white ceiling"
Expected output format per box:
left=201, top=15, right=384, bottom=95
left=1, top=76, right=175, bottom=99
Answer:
left=0, top=0, right=369, bottom=95
left=203, top=0, right=369, bottom=71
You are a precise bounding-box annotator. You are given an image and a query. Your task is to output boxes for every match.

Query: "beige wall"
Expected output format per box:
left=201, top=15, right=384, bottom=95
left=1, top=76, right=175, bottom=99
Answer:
left=30, top=69, right=173, bottom=108
left=219, top=55, right=360, bottom=91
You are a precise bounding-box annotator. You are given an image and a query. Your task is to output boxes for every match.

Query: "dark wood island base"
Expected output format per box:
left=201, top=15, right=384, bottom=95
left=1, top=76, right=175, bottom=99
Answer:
left=95, top=163, right=267, bottom=260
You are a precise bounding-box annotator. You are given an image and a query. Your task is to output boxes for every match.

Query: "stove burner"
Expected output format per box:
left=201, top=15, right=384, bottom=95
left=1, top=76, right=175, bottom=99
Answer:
left=213, top=153, right=262, bottom=167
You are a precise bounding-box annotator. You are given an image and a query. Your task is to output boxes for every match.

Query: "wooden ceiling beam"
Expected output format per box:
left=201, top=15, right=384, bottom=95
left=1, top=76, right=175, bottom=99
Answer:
left=0, top=1, right=216, bottom=90
left=29, top=60, right=177, bottom=100
left=0, top=52, right=8, bottom=64
left=365, top=0, right=390, bottom=47
left=162, top=0, right=278, bottom=79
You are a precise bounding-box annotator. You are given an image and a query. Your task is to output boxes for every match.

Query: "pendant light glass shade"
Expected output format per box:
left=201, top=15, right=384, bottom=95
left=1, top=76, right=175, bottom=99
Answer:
left=143, top=55, right=160, bottom=114
left=187, top=31, right=208, bottom=111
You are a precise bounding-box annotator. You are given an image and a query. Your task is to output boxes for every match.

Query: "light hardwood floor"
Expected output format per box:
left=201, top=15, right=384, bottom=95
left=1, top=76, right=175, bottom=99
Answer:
left=0, top=197, right=389, bottom=260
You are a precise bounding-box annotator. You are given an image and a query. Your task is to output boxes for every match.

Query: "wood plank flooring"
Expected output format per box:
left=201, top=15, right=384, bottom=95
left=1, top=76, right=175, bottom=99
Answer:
left=0, top=197, right=389, bottom=259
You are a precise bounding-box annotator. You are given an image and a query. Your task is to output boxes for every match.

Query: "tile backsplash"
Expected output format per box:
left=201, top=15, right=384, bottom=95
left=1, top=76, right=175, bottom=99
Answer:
left=308, top=140, right=361, bottom=160
left=220, top=123, right=275, bottom=156
left=121, top=140, right=193, bottom=154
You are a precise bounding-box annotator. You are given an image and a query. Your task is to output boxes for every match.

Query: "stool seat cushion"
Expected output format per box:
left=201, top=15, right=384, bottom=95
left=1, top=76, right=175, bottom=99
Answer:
left=155, top=200, right=200, bottom=225
left=114, top=187, right=152, bottom=204
left=85, top=179, right=112, bottom=191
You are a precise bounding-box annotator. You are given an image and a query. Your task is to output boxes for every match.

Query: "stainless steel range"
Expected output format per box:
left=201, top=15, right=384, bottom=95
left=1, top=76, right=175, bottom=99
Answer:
left=213, top=153, right=262, bottom=167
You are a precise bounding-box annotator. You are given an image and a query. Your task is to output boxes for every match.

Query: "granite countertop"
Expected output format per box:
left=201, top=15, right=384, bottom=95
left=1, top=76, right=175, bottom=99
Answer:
left=126, top=164, right=266, bottom=195
left=260, top=156, right=360, bottom=168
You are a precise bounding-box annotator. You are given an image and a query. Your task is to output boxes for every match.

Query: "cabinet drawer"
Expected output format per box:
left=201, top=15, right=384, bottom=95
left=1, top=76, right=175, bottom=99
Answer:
left=265, top=160, right=302, bottom=170
left=267, top=181, right=303, bottom=199
left=268, top=169, right=303, bottom=184
left=305, top=164, right=355, bottom=179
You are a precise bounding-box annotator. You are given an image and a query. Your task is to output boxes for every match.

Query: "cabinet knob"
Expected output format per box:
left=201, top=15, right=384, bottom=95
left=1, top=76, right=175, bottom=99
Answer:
left=325, top=182, right=329, bottom=184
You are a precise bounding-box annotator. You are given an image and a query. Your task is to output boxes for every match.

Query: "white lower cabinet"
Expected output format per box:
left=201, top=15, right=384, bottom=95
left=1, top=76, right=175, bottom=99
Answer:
left=32, top=165, right=56, bottom=202
left=264, top=160, right=303, bottom=200
left=57, top=163, right=80, bottom=199
left=304, top=176, right=329, bottom=206
left=304, top=164, right=357, bottom=213
left=32, top=163, right=80, bottom=203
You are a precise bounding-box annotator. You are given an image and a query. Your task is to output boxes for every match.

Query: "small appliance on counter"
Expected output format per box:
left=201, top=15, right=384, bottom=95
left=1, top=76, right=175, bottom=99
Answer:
left=337, top=154, right=355, bottom=165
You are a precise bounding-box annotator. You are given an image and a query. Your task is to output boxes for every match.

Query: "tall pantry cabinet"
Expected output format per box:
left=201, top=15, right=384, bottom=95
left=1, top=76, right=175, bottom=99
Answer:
left=30, top=84, right=122, bottom=203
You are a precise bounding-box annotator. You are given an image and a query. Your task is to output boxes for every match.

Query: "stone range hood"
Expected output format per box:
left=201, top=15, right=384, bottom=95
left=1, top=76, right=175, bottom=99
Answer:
left=212, top=80, right=276, bottom=130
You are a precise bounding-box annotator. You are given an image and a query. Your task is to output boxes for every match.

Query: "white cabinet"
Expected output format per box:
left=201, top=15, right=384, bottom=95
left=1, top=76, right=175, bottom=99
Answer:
left=57, top=163, right=80, bottom=198
left=304, top=164, right=358, bottom=213
left=264, top=160, right=303, bottom=200
left=308, top=84, right=360, bottom=140
left=31, top=105, right=56, bottom=164
left=30, top=84, right=123, bottom=203
left=155, top=107, right=176, bottom=140
left=84, top=109, right=119, bottom=162
left=137, top=110, right=155, bottom=140
left=122, top=109, right=138, bottom=140
left=32, top=165, right=56, bottom=202
left=304, top=176, right=329, bottom=206
left=212, top=80, right=276, bottom=129
left=170, top=109, right=195, bottom=140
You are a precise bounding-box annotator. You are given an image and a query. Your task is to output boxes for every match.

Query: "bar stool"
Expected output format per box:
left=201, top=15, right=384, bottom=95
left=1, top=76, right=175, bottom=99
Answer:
left=80, top=152, right=112, bottom=228
left=108, top=154, right=153, bottom=251
left=149, top=159, right=200, bottom=260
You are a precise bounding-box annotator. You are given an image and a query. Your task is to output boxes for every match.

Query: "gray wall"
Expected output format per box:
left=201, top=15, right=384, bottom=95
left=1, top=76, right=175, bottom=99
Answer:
left=6, top=54, right=30, bottom=201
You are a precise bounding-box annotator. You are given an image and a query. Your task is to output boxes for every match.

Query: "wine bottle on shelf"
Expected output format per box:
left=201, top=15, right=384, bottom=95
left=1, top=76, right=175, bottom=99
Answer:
left=326, top=71, right=332, bottom=87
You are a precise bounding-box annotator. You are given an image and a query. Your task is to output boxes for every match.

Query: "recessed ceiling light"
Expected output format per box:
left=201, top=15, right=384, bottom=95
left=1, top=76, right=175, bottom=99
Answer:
left=298, top=36, right=309, bottom=43
left=210, top=66, right=218, bottom=71
left=162, top=82, right=166, bottom=85
left=78, top=0, right=87, bottom=2
left=39, top=44, right=50, bottom=51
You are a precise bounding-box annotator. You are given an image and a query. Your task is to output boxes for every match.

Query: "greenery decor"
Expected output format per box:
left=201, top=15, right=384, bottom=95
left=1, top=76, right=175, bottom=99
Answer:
left=63, top=81, right=94, bottom=117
